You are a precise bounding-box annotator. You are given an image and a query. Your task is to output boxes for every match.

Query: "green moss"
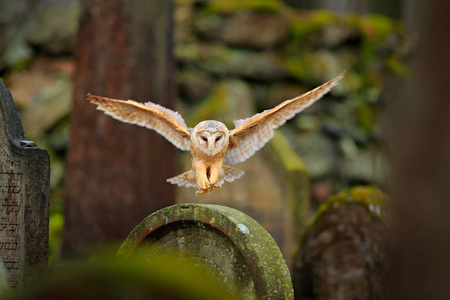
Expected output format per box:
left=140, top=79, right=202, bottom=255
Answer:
left=347, top=14, right=403, bottom=67
left=297, top=186, right=387, bottom=250
left=385, top=54, right=408, bottom=77
left=312, top=186, right=387, bottom=229
left=356, top=14, right=398, bottom=45
left=286, top=11, right=404, bottom=77
left=289, top=10, right=336, bottom=44
left=279, top=54, right=308, bottom=80
left=356, top=101, right=375, bottom=132
left=187, top=82, right=230, bottom=126
left=280, top=50, right=343, bottom=82
left=175, top=43, right=200, bottom=61
left=48, top=212, right=64, bottom=264
left=187, top=79, right=253, bottom=127
left=206, top=0, right=284, bottom=13
left=119, top=204, right=294, bottom=299
left=3, top=58, right=33, bottom=79
left=269, top=130, right=307, bottom=172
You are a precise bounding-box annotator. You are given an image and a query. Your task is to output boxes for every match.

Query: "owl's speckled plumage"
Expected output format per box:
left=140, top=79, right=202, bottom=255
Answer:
left=87, top=72, right=344, bottom=194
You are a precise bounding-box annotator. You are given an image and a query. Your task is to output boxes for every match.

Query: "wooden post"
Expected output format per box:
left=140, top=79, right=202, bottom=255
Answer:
left=386, top=1, right=450, bottom=299
left=64, top=0, right=176, bottom=252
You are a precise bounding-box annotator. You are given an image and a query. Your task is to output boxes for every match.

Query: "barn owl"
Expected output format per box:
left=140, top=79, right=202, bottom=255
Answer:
left=87, top=72, right=344, bottom=194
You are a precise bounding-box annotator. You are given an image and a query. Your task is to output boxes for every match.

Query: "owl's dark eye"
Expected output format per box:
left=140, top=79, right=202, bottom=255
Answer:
left=215, top=137, right=221, bottom=142
left=202, top=137, right=207, bottom=142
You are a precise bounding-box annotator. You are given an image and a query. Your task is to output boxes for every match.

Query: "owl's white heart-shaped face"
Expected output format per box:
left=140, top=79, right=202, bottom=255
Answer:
left=192, top=120, right=230, bottom=156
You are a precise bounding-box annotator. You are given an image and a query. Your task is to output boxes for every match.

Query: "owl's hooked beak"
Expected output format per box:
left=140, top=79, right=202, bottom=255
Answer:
left=208, top=137, right=215, bottom=151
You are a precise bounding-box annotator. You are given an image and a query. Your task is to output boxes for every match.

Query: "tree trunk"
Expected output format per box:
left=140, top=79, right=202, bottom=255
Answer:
left=386, top=1, right=450, bottom=299
left=63, top=0, right=176, bottom=253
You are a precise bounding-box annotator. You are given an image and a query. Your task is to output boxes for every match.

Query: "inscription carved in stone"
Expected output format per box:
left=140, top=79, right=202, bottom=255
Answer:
left=0, top=81, right=50, bottom=291
left=118, top=204, right=294, bottom=299
left=0, top=124, right=26, bottom=289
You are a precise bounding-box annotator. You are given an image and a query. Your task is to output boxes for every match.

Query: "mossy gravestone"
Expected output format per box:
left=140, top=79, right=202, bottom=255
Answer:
left=293, top=187, right=386, bottom=300
left=0, top=81, right=50, bottom=291
left=118, top=203, right=294, bottom=299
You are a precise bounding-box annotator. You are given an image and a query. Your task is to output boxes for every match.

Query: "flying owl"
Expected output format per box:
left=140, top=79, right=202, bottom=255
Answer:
left=87, top=72, right=344, bottom=194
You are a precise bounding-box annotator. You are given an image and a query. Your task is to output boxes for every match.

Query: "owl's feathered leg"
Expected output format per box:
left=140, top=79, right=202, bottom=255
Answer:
left=207, top=164, right=222, bottom=190
left=199, top=165, right=244, bottom=194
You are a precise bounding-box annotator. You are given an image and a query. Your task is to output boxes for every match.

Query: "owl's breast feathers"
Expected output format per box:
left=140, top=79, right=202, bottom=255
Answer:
left=190, top=141, right=227, bottom=171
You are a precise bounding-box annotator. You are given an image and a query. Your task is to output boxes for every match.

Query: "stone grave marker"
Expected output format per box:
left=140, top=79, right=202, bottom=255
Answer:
left=118, top=203, right=294, bottom=299
left=0, top=81, right=50, bottom=291
left=293, top=187, right=386, bottom=300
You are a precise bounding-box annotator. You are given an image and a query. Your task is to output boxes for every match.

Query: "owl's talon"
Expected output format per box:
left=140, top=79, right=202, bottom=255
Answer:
left=196, top=184, right=210, bottom=195
left=201, top=182, right=221, bottom=194
left=210, top=183, right=221, bottom=189
left=195, top=189, right=209, bottom=195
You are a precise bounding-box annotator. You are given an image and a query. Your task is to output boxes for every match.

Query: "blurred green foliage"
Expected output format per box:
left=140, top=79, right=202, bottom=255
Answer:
left=289, top=10, right=336, bottom=43
left=16, top=251, right=239, bottom=300
left=205, top=0, right=284, bottom=13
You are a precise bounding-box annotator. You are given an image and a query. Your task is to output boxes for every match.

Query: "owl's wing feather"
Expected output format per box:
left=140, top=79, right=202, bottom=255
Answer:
left=167, top=170, right=197, bottom=188
left=218, top=166, right=245, bottom=185
left=87, top=94, right=191, bottom=151
left=225, top=72, right=344, bottom=165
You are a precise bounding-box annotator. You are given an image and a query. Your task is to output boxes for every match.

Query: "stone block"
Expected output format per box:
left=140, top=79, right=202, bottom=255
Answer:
left=119, top=203, right=294, bottom=299
left=0, top=81, right=50, bottom=292
left=293, top=187, right=387, bottom=299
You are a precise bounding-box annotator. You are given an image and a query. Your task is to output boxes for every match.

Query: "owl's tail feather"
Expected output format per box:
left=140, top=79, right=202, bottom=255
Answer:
left=218, top=165, right=245, bottom=184
left=167, top=166, right=245, bottom=188
left=166, top=170, right=196, bottom=188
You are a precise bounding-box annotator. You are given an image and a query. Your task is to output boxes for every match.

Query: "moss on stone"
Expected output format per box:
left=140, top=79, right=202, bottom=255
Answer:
left=269, top=130, right=307, bottom=172
left=118, top=204, right=294, bottom=299
left=186, top=79, right=253, bottom=127
left=305, top=186, right=387, bottom=238
left=288, top=10, right=336, bottom=44
left=205, top=0, right=284, bottom=13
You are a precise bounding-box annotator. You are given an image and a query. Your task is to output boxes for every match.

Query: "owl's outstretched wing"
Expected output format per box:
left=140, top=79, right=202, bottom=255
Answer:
left=87, top=94, right=191, bottom=151
left=224, top=72, right=345, bottom=165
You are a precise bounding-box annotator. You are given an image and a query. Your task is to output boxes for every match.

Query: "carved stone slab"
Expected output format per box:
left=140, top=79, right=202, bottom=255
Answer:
left=293, top=187, right=386, bottom=300
left=0, top=81, right=50, bottom=291
left=118, top=203, right=294, bottom=299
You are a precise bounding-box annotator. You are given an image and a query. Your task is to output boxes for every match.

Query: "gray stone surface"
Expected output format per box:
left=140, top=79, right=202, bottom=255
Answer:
left=118, top=204, right=294, bottom=299
left=196, top=11, right=288, bottom=48
left=26, top=2, right=80, bottom=55
left=0, top=81, right=50, bottom=291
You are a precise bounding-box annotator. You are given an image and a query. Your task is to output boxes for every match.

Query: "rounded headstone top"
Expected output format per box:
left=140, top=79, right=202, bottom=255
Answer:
left=118, top=203, right=294, bottom=299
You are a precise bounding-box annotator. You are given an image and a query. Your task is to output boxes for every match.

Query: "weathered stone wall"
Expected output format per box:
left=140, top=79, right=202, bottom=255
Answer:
left=174, top=0, right=404, bottom=206
left=0, top=0, right=405, bottom=262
